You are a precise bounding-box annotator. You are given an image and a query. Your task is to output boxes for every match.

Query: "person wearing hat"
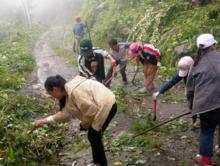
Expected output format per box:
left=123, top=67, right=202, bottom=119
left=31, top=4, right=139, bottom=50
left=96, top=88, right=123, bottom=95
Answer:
left=78, top=39, right=116, bottom=83
left=186, top=33, right=219, bottom=166
left=129, top=42, right=161, bottom=93
left=73, top=16, right=86, bottom=54
left=32, top=75, right=117, bottom=166
left=153, top=56, right=194, bottom=99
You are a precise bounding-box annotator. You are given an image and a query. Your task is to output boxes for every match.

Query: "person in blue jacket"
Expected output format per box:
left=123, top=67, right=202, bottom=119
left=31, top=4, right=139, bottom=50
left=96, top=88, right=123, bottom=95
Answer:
left=153, top=56, right=194, bottom=99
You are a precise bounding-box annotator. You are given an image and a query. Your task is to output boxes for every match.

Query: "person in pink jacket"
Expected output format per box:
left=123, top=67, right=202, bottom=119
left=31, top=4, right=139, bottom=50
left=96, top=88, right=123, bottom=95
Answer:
left=129, top=42, right=161, bottom=93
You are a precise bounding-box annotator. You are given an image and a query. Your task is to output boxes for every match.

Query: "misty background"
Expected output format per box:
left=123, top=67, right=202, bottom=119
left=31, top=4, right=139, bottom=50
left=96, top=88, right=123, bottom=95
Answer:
left=0, top=0, right=84, bottom=25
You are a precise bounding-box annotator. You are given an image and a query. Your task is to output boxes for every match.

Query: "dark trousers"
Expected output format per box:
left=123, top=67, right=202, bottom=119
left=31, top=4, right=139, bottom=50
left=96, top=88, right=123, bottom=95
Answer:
left=88, top=103, right=117, bottom=166
left=104, top=61, right=127, bottom=86
left=199, top=108, right=220, bottom=157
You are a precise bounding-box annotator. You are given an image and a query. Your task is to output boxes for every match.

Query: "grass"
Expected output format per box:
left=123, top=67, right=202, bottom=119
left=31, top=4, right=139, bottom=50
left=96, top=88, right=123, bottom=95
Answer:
left=0, top=21, right=69, bottom=166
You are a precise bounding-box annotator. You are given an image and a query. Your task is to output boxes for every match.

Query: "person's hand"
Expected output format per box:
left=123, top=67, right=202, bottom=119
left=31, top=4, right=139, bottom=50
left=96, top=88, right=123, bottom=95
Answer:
left=35, top=119, right=48, bottom=128
left=111, top=59, right=117, bottom=67
left=152, top=91, right=160, bottom=100
left=79, top=123, right=87, bottom=131
left=29, top=119, right=48, bottom=134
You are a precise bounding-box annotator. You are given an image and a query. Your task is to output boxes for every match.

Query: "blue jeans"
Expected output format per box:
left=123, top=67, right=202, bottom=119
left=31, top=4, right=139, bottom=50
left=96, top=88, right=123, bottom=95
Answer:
left=199, top=108, right=220, bottom=157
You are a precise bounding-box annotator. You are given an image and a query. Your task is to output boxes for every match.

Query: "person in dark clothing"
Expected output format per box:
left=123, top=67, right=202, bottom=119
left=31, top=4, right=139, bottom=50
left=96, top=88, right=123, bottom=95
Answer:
left=77, top=39, right=116, bottom=83
left=186, top=33, right=219, bottom=166
left=153, top=56, right=194, bottom=99
left=104, top=39, right=130, bottom=87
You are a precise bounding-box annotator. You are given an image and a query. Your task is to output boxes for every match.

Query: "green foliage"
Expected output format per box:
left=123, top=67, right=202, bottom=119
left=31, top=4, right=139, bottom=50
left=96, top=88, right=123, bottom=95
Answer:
left=82, top=0, right=220, bottom=68
left=0, top=21, right=67, bottom=165
left=0, top=21, right=45, bottom=89
left=0, top=92, right=67, bottom=166
left=112, top=86, right=127, bottom=97
left=132, top=113, right=157, bottom=133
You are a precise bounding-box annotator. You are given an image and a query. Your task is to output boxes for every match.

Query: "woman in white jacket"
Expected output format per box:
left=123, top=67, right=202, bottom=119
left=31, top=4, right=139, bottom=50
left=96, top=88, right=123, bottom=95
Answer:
left=32, top=75, right=117, bottom=166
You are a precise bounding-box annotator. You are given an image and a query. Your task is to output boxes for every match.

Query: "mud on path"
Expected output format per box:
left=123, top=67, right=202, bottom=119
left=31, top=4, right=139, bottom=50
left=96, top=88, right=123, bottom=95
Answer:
left=22, top=29, right=220, bottom=166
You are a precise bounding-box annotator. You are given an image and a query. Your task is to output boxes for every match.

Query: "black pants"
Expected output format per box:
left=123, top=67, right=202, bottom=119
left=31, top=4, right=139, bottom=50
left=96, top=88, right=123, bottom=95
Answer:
left=104, top=62, right=127, bottom=87
left=88, top=103, right=117, bottom=166
left=199, top=108, right=220, bottom=156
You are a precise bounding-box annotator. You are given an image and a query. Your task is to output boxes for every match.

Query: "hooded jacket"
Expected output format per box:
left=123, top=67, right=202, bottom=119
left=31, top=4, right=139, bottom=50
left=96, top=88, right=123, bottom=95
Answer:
left=51, top=76, right=116, bottom=131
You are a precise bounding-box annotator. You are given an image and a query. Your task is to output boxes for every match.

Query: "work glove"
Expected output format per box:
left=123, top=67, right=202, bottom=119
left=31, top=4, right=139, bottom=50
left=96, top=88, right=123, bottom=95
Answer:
left=152, top=91, right=160, bottom=100
left=79, top=123, right=87, bottom=131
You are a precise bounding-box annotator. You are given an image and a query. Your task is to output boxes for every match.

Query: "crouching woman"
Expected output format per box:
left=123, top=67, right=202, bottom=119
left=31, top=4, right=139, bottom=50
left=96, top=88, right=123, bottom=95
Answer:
left=33, top=75, right=117, bottom=166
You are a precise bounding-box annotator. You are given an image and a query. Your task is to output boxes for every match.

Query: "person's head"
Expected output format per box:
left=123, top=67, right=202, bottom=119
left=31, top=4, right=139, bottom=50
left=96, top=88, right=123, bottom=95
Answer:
left=74, top=16, right=81, bottom=22
left=129, top=42, right=144, bottom=58
left=108, top=39, right=119, bottom=51
left=194, top=33, right=218, bottom=66
left=196, top=33, right=217, bottom=49
left=80, top=39, right=93, bottom=57
left=44, top=75, right=67, bottom=100
left=178, top=56, right=194, bottom=77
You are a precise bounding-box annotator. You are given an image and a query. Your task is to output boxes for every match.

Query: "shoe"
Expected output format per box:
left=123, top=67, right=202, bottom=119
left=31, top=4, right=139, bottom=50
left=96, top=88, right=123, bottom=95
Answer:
left=138, top=87, right=148, bottom=93
left=196, top=154, right=212, bottom=166
left=215, top=145, right=220, bottom=157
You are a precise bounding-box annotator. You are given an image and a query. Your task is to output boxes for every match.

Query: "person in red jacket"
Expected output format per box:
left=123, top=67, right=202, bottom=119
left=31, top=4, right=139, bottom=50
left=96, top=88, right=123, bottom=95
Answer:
left=129, top=42, right=161, bottom=93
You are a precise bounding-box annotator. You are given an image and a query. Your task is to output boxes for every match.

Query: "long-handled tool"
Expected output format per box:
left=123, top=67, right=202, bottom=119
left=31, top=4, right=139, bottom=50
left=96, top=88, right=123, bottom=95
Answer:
left=133, top=111, right=191, bottom=138
left=104, top=66, right=117, bottom=86
left=131, top=70, right=138, bottom=85
left=104, top=64, right=126, bottom=86
left=85, top=21, right=92, bottom=42
left=153, top=99, right=157, bottom=121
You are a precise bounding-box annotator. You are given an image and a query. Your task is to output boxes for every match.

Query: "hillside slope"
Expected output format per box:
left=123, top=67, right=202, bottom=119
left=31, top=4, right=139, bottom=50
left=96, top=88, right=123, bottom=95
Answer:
left=81, top=0, right=220, bottom=66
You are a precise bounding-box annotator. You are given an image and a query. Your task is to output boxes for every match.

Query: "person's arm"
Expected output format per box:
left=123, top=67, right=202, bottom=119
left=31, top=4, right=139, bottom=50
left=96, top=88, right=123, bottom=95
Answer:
left=119, top=42, right=131, bottom=49
left=159, top=73, right=183, bottom=94
left=153, top=73, right=183, bottom=100
left=33, top=108, right=72, bottom=131
left=94, top=49, right=116, bottom=66
left=77, top=54, right=94, bottom=79
left=73, top=24, right=76, bottom=35
left=186, top=72, right=195, bottom=110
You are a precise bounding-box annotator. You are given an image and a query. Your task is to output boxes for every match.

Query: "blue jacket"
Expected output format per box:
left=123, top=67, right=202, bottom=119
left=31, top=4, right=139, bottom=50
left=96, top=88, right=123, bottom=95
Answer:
left=73, top=22, right=86, bottom=37
left=159, top=73, right=187, bottom=94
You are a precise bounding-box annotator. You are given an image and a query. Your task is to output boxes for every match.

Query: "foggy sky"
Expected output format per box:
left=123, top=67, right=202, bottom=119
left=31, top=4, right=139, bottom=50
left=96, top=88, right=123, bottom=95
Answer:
left=0, top=0, right=83, bottom=23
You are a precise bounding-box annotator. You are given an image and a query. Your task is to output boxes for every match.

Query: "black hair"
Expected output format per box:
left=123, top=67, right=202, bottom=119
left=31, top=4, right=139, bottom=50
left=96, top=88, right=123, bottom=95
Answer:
left=193, top=45, right=210, bottom=67
left=44, top=75, right=67, bottom=110
left=108, top=38, right=118, bottom=46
